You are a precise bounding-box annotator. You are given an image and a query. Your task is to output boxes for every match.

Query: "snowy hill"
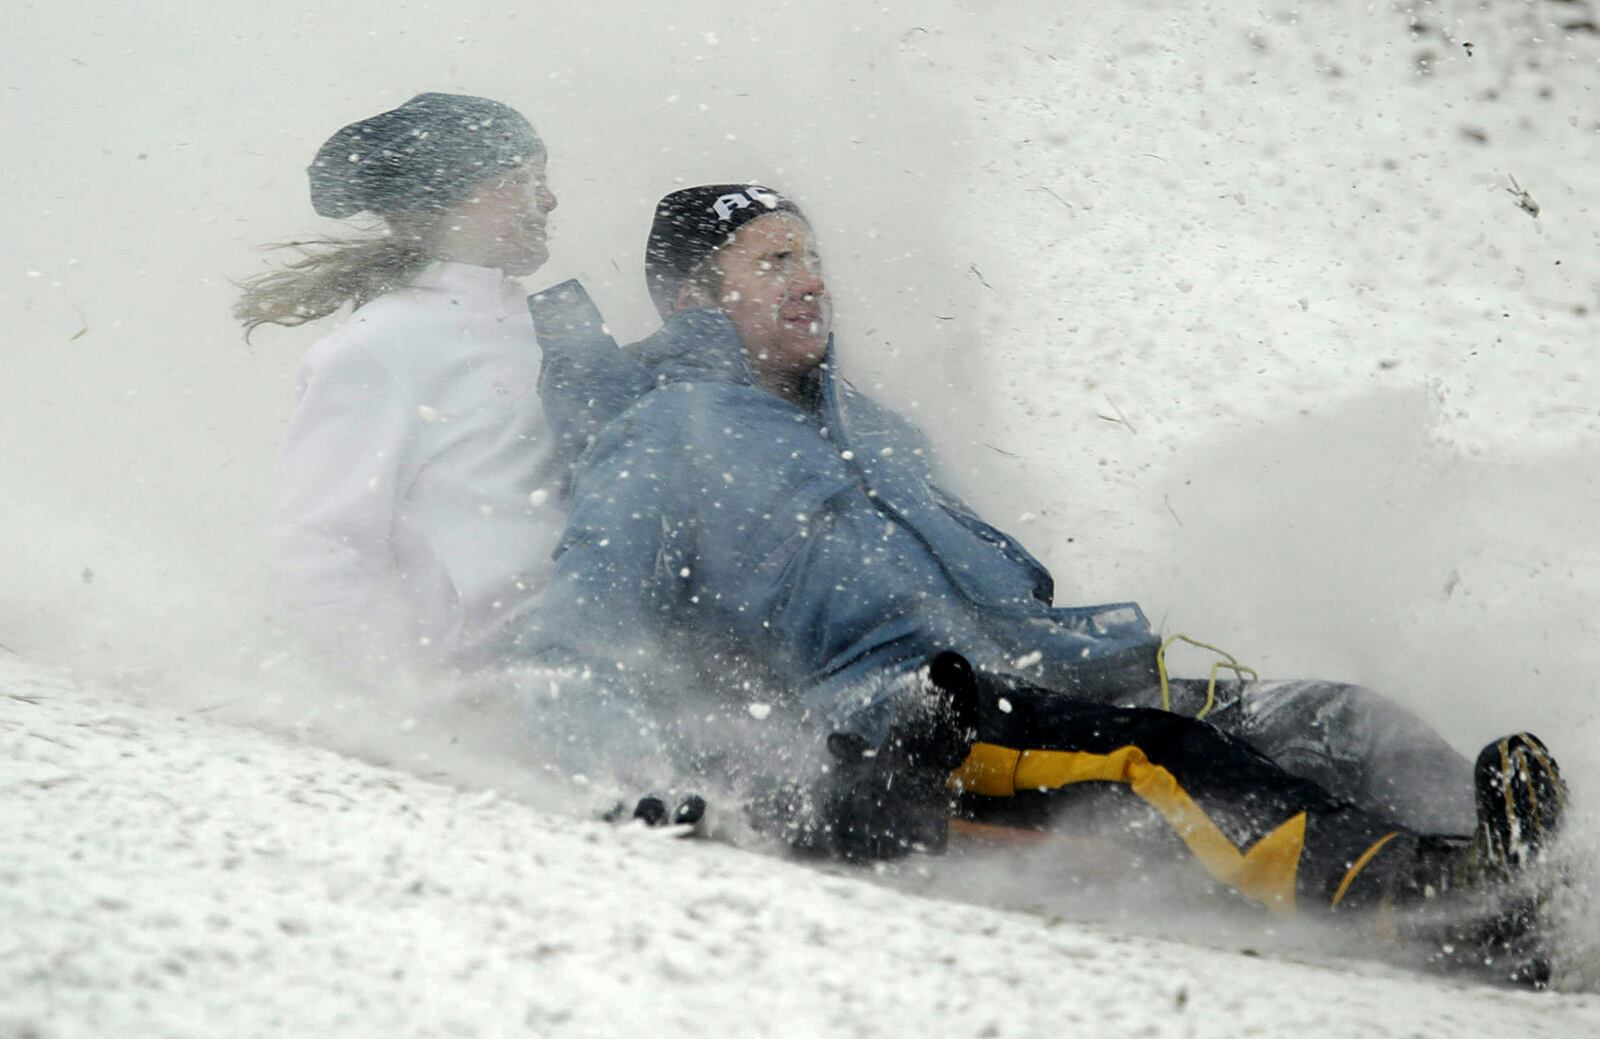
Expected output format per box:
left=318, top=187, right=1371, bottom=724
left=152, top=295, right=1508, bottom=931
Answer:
left=5, top=654, right=1598, bottom=1037
left=5, top=0, right=1600, bottom=1033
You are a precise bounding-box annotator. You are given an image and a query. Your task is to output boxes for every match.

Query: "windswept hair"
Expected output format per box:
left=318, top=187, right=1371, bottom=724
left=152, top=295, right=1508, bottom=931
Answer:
left=233, top=213, right=442, bottom=338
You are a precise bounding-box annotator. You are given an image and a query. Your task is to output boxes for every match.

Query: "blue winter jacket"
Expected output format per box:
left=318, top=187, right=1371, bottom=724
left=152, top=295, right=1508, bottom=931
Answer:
left=523, top=281, right=1160, bottom=745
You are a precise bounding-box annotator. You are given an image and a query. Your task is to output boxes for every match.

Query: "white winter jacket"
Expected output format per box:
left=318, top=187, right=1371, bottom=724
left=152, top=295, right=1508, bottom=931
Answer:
left=275, top=261, right=565, bottom=666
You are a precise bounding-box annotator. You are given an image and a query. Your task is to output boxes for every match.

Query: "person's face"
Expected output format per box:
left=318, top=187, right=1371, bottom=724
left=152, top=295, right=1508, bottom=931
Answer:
left=451, top=154, right=558, bottom=275
left=705, top=212, right=831, bottom=381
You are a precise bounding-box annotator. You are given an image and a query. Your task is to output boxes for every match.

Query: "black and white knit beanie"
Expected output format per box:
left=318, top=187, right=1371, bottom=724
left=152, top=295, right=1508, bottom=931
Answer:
left=644, top=183, right=805, bottom=317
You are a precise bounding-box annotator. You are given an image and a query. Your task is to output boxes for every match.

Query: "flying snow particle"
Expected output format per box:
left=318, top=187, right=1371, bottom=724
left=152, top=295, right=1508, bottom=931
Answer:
left=417, top=405, right=439, bottom=422
left=747, top=703, right=772, bottom=720
left=1013, top=650, right=1043, bottom=669
left=529, top=488, right=550, bottom=506
left=998, top=698, right=1013, bottom=714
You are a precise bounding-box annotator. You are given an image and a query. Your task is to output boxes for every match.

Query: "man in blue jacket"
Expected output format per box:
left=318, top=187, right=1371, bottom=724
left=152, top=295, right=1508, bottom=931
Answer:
left=522, top=184, right=1568, bottom=982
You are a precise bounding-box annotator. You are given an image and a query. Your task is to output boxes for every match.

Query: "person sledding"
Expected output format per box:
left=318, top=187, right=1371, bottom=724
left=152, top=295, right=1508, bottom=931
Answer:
left=239, top=94, right=566, bottom=675
left=519, top=183, right=1572, bottom=985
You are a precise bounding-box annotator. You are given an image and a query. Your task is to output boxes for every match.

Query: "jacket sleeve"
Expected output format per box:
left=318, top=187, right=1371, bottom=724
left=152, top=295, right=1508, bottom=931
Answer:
left=517, top=392, right=686, bottom=676
left=736, top=469, right=972, bottom=742
left=274, top=338, right=415, bottom=632
left=664, top=388, right=973, bottom=737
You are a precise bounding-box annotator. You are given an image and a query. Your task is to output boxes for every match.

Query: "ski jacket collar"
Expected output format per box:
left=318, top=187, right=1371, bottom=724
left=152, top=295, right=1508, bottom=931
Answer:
left=630, top=304, right=832, bottom=407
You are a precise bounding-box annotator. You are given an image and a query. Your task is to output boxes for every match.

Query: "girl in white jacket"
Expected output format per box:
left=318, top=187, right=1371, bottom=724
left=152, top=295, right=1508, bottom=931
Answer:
left=236, top=93, right=565, bottom=672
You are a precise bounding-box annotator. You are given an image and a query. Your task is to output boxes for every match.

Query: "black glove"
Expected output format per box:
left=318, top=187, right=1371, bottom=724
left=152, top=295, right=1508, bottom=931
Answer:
left=604, top=793, right=707, bottom=828
left=765, top=652, right=980, bottom=861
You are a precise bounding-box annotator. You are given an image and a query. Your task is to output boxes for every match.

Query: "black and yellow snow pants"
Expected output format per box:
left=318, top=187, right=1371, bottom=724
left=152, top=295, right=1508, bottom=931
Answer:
left=950, top=685, right=1429, bottom=916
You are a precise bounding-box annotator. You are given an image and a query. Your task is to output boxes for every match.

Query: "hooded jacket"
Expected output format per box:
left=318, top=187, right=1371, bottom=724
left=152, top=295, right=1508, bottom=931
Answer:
left=523, top=281, right=1158, bottom=744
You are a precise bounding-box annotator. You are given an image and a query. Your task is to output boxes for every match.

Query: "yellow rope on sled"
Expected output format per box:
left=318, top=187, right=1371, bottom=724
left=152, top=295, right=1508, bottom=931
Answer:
left=1157, top=634, right=1258, bottom=720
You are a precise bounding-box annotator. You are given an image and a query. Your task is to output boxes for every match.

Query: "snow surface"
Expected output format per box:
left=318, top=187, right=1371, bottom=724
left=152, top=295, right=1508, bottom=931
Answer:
left=5, top=0, right=1600, bottom=1034
left=6, top=654, right=1599, bottom=1038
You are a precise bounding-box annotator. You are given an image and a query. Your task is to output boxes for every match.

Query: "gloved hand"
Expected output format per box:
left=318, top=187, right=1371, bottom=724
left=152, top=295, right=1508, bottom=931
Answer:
left=766, top=651, right=980, bottom=861
left=604, top=793, right=707, bottom=829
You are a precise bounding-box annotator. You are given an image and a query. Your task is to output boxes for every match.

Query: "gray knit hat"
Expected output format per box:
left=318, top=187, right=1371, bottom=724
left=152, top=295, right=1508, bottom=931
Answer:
left=307, top=93, right=543, bottom=218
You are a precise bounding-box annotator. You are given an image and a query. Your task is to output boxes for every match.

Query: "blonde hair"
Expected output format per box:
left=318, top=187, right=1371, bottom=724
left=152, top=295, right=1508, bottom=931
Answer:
left=233, top=212, right=443, bottom=338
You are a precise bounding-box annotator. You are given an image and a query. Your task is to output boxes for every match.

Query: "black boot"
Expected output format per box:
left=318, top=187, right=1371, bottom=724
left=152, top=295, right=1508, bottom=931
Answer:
left=1405, top=733, right=1570, bottom=986
left=1471, top=732, right=1568, bottom=880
